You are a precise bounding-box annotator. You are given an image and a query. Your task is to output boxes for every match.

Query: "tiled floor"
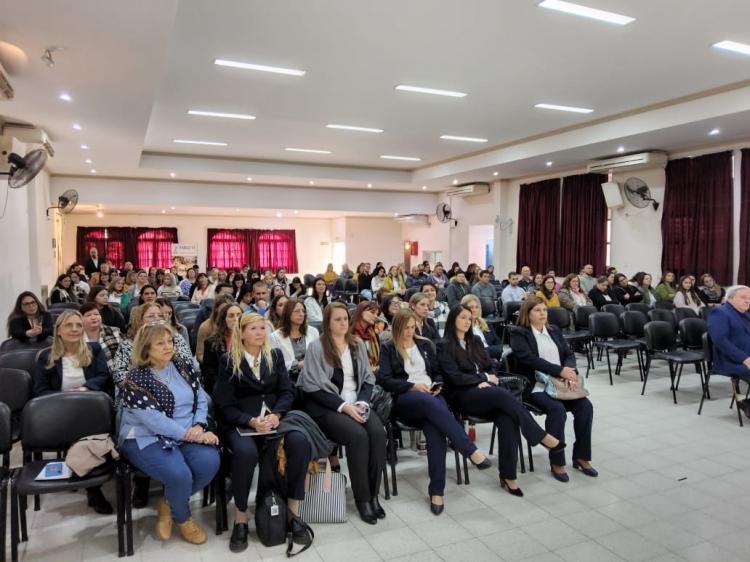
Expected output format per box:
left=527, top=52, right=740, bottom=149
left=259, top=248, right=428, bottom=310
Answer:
left=7, top=353, right=750, bottom=561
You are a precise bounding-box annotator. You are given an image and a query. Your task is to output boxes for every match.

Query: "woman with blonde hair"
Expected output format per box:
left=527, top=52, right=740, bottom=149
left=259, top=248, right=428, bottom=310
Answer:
left=461, top=294, right=503, bottom=359
left=157, top=272, right=182, bottom=298
left=408, top=292, right=439, bottom=341
left=119, top=323, right=219, bottom=545
left=214, top=312, right=312, bottom=552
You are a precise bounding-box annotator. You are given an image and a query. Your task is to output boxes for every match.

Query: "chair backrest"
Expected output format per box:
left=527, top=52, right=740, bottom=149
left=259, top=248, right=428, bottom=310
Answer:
left=0, top=367, right=33, bottom=414
left=172, top=301, right=198, bottom=314
left=674, top=307, right=699, bottom=322
left=0, top=402, right=11, bottom=455
left=602, top=304, right=626, bottom=318
left=588, top=312, right=620, bottom=339
left=621, top=310, right=648, bottom=338
left=345, top=279, right=358, bottom=293
left=679, top=317, right=707, bottom=349
left=643, top=320, right=676, bottom=351
left=648, top=308, right=676, bottom=328
left=700, top=306, right=715, bottom=322
left=0, top=348, right=42, bottom=375
left=405, top=287, right=420, bottom=301
left=574, top=305, right=598, bottom=330
left=21, top=391, right=113, bottom=452
left=177, top=309, right=200, bottom=323
left=49, top=302, right=80, bottom=311
left=480, top=297, right=496, bottom=318
left=333, top=277, right=346, bottom=291
left=503, top=301, right=521, bottom=323
left=654, top=301, right=675, bottom=310
left=546, top=307, right=571, bottom=331
left=0, top=337, right=52, bottom=353
left=626, top=302, right=651, bottom=315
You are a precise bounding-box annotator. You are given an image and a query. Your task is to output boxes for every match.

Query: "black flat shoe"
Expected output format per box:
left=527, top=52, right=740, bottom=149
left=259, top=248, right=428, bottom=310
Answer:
left=86, top=487, right=113, bottom=514
left=370, top=496, right=386, bottom=519
left=356, top=501, right=378, bottom=525
left=499, top=478, right=524, bottom=497
left=551, top=470, right=570, bottom=483
left=471, top=456, right=492, bottom=470
left=132, top=475, right=150, bottom=509
left=430, top=501, right=444, bottom=515
left=572, top=460, right=599, bottom=477
left=290, top=517, right=312, bottom=546
left=229, top=522, right=249, bottom=552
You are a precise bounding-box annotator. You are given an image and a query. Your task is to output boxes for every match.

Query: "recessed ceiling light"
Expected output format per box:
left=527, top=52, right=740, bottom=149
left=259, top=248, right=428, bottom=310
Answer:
left=81, top=144, right=89, bottom=150
left=72, top=123, right=82, bottom=131
left=440, top=135, right=488, bottom=143
left=395, top=85, right=467, bottom=98
left=170, top=206, right=176, bottom=210
left=96, top=211, right=103, bottom=218
left=285, top=147, right=332, bottom=154
left=59, top=92, right=72, bottom=102
left=326, top=124, right=384, bottom=133
left=709, top=128, right=721, bottom=136
left=246, top=177, right=253, bottom=181
left=294, top=210, right=299, bottom=214
left=161, top=210, right=166, bottom=214
left=309, top=180, right=315, bottom=185
left=493, top=172, right=499, bottom=176
left=169, top=172, right=176, bottom=178
left=546, top=161, right=554, bottom=167
left=276, top=212, right=283, bottom=218
left=422, top=185, right=427, bottom=190
left=84, top=158, right=92, bottom=164
left=617, top=146, right=625, bottom=153
left=452, top=179, right=459, bottom=185
left=90, top=169, right=97, bottom=174
left=713, top=40, right=750, bottom=56
left=380, top=155, right=421, bottom=162
left=535, top=103, right=594, bottom=114
left=214, top=58, right=306, bottom=76
left=538, top=0, right=635, bottom=25
left=187, top=109, right=256, bottom=120
left=394, top=212, right=399, bottom=217
left=367, top=183, right=372, bottom=188
left=173, top=139, right=228, bottom=146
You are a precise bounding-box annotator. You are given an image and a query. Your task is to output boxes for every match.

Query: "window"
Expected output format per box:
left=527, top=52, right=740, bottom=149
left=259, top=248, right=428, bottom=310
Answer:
left=606, top=208, right=612, bottom=266
left=136, top=228, right=177, bottom=269
left=255, top=230, right=298, bottom=272
left=207, top=229, right=248, bottom=269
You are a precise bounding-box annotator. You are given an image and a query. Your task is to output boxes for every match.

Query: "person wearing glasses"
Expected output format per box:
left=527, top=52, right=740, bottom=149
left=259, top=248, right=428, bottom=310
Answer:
left=7, top=291, right=53, bottom=344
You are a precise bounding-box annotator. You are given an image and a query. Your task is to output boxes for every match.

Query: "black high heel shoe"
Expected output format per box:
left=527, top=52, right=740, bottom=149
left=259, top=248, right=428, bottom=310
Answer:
left=470, top=454, right=492, bottom=470
left=356, top=501, right=378, bottom=524
left=370, top=496, right=386, bottom=519
left=542, top=440, right=566, bottom=453
left=499, top=478, right=524, bottom=497
left=572, top=459, right=599, bottom=477
left=430, top=500, right=444, bottom=515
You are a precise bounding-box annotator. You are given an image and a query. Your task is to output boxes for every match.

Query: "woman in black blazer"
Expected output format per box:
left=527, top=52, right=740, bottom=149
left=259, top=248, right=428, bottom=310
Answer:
left=85, top=285, right=127, bottom=332
left=509, top=296, right=596, bottom=483
left=7, top=291, right=53, bottom=344
left=213, top=311, right=312, bottom=553
left=408, top=292, right=439, bottom=341
left=438, top=305, right=562, bottom=497
left=612, top=274, right=642, bottom=306
left=588, top=276, right=617, bottom=310
left=378, top=309, right=491, bottom=515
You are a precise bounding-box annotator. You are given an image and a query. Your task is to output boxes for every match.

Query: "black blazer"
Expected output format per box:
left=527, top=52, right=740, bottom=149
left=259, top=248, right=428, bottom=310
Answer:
left=508, top=325, right=576, bottom=394
left=100, top=305, right=126, bottom=333
left=416, top=318, right=439, bottom=341
left=436, top=335, right=491, bottom=391
left=85, top=257, right=102, bottom=276
left=32, top=342, right=111, bottom=397
left=612, top=285, right=642, bottom=305
left=480, top=326, right=503, bottom=359
left=8, top=313, right=53, bottom=343
left=588, top=287, right=616, bottom=310
left=377, top=338, right=440, bottom=395
left=199, top=334, right=228, bottom=395
left=214, top=348, right=294, bottom=430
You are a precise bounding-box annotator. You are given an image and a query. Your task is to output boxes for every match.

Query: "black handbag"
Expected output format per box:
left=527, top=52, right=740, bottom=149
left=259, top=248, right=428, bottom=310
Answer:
left=370, top=384, right=393, bottom=422
left=496, top=372, right=527, bottom=402
left=255, top=489, right=288, bottom=547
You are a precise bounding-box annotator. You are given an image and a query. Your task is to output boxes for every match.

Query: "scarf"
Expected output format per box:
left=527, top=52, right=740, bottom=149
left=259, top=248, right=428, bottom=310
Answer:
left=354, top=321, right=380, bottom=368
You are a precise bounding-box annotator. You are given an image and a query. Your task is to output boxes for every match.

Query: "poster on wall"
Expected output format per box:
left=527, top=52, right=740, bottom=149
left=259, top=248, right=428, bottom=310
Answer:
left=172, top=244, right=198, bottom=276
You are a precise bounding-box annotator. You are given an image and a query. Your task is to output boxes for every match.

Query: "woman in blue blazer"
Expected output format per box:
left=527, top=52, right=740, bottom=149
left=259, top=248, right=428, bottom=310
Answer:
left=377, top=309, right=491, bottom=515
left=509, top=296, right=596, bottom=483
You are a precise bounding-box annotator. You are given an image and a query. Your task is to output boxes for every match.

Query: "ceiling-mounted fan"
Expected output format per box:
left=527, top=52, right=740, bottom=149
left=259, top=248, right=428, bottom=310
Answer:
left=46, top=189, right=79, bottom=217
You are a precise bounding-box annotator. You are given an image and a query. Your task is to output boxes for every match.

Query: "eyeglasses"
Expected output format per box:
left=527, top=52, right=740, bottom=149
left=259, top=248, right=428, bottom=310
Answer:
left=21, top=301, right=37, bottom=306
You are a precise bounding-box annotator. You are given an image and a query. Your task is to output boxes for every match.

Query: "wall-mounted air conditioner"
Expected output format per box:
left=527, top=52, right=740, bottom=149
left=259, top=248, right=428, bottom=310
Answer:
left=446, top=182, right=490, bottom=198
left=586, top=151, right=667, bottom=174
left=3, top=124, right=55, bottom=157
left=0, top=62, right=14, bottom=100
left=394, top=214, right=430, bottom=225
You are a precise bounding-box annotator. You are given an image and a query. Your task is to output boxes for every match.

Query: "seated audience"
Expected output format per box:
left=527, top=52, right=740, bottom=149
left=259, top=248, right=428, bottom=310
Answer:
left=465, top=263, right=480, bottom=286
left=7, top=291, right=53, bottom=343
left=429, top=263, right=448, bottom=288
left=422, top=282, right=449, bottom=336
left=99, top=271, right=112, bottom=287
left=118, top=323, right=220, bottom=545
left=69, top=271, right=89, bottom=301
left=370, top=266, right=387, bottom=294
left=237, top=283, right=255, bottom=310
left=349, top=301, right=386, bottom=371
left=501, top=272, right=527, bottom=304
left=108, top=277, right=129, bottom=316
left=288, top=276, right=306, bottom=298
left=271, top=284, right=287, bottom=300
left=265, top=293, right=288, bottom=333
left=269, top=298, right=320, bottom=381
left=558, top=274, right=592, bottom=311
left=509, top=296, right=596, bottom=482
left=461, top=294, right=503, bottom=359
left=471, top=269, right=496, bottom=304
left=80, top=302, right=122, bottom=374
left=673, top=275, right=705, bottom=313
left=200, top=303, right=243, bottom=394
left=356, top=262, right=373, bottom=300
left=157, top=272, right=182, bottom=298
left=273, top=267, right=289, bottom=294
left=438, top=305, right=561, bottom=496
left=179, top=268, right=197, bottom=297
left=408, top=292, right=439, bottom=341
left=340, top=263, right=354, bottom=279
left=323, top=263, right=338, bottom=286
left=127, top=269, right=150, bottom=304
left=297, top=302, right=386, bottom=524
left=518, top=266, right=533, bottom=289
left=195, top=293, right=237, bottom=363
left=697, top=273, right=725, bottom=306
left=383, top=265, right=407, bottom=296
left=134, top=284, right=158, bottom=310
left=588, top=276, right=616, bottom=309
left=487, top=265, right=496, bottom=282
left=157, top=298, right=190, bottom=344
left=86, top=284, right=127, bottom=332
left=536, top=275, right=561, bottom=307
left=305, top=277, right=329, bottom=323
left=191, top=273, right=215, bottom=305
left=612, top=273, right=643, bottom=305
left=262, top=269, right=275, bottom=291
left=446, top=271, right=470, bottom=308
left=50, top=273, right=75, bottom=304
left=578, top=265, right=596, bottom=295
left=214, top=311, right=313, bottom=552
left=654, top=271, right=678, bottom=303
left=448, top=262, right=464, bottom=280
left=526, top=273, right=544, bottom=295
left=378, top=309, right=491, bottom=514
left=244, top=281, right=270, bottom=315
left=231, top=273, right=246, bottom=300
left=406, top=265, right=428, bottom=289
left=632, top=272, right=657, bottom=307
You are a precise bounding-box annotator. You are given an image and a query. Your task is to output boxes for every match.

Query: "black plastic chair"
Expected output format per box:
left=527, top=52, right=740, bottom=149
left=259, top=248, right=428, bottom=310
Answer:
left=0, top=338, right=52, bottom=354
left=700, top=306, right=715, bottom=322
left=648, top=308, right=677, bottom=330
left=9, top=392, right=129, bottom=560
left=641, top=321, right=704, bottom=404
left=344, top=279, right=361, bottom=302
left=673, top=318, right=707, bottom=391
left=654, top=301, right=675, bottom=310
left=48, top=302, right=79, bottom=311
left=332, top=277, right=347, bottom=298
left=501, top=301, right=522, bottom=344
left=172, top=301, right=198, bottom=315
left=698, top=332, right=747, bottom=426
left=546, top=307, right=571, bottom=331
left=0, top=369, right=33, bottom=468
left=602, top=303, right=626, bottom=320
left=674, top=307, right=699, bottom=323
left=626, top=302, right=651, bottom=316
left=0, top=402, right=11, bottom=562
left=588, top=312, right=643, bottom=385
left=0, top=349, right=42, bottom=377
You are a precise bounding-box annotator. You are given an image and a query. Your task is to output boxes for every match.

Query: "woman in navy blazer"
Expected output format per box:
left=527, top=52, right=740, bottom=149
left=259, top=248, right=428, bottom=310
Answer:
left=509, top=296, right=596, bottom=482
left=378, top=309, right=491, bottom=515
left=461, top=294, right=503, bottom=359
left=32, top=310, right=111, bottom=397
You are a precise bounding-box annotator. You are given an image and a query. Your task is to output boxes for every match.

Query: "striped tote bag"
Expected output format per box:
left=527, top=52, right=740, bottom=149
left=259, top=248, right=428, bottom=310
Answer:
left=298, top=460, right=348, bottom=524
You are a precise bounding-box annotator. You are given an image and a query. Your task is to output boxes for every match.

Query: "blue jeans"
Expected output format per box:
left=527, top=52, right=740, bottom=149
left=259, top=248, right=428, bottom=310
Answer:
left=120, top=440, right=220, bottom=522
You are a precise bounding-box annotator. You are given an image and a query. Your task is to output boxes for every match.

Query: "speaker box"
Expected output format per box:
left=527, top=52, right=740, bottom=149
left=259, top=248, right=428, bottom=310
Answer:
left=601, top=182, right=624, bottom=208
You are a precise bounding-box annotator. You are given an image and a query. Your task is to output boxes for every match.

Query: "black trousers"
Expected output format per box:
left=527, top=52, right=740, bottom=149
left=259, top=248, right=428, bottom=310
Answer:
left=452, top=386, right=546, bottom=479
left=314, top=410, right=386, bottom=502
left=224, top=429, right=312, bottom=511
left=527, top=392, right=593, bottom=467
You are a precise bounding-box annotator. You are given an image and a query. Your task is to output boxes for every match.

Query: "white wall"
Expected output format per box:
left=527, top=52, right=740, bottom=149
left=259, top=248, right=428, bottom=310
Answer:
left=344, top=218, right=405, bottom=269
left=401, top=219, right=450, bottom=266
left=468, top=224, right=494, bottom=268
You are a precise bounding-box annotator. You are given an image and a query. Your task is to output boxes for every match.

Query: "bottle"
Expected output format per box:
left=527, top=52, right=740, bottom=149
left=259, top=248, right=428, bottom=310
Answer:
left=468, top=423, right=476, bottom=442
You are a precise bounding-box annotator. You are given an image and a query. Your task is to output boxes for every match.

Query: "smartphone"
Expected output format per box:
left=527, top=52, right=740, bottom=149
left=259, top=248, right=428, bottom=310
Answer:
left=430, top=382, right=443, bottom=392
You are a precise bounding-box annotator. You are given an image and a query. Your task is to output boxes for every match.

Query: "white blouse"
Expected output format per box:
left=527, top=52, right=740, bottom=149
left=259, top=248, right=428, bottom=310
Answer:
left=403, top=344, right=431, bottom=386
left=61, top=356, right=86, bottom=390
left=530, top=326, right=561, bottom=394
left=340, top=347, right=357, bottom=405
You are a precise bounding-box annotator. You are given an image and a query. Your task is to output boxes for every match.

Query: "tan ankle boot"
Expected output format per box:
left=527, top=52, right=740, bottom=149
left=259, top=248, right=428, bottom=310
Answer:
left=177, top=518, right=207, bottom=545
left=155, top=497, right=173, bottom=540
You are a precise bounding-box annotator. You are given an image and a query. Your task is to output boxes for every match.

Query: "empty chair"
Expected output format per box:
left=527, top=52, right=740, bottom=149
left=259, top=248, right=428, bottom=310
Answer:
left=675, top=307, right=699, bottom=323
left=649, top=308, right=677, bottom=330
left=0, top=368, right=34, bottom=461
left=574, top=306, right=597, bottom=332
left=172, top=301, right=198, bottom=315
left=700, top=306, right=715, bottom=322
left=0, top=402, right=11, bottom=560
left=332, top=277, right=347, bottom=297
left=480, top=297, right=497, bottom=319
left=626, top=302, right=652, bottom=316
left=602, top=304, right=626, bottom=319
left=621, top=311, right=648, bottom=346
left=0, top=349, right=43, bottom=377
left=545, top=307, right=571, bottom=332
left=0, top=337, right=52, bottom=353
left=588, top=312, right=644, bottom=385
left=654, top=301, right=675, bottom=310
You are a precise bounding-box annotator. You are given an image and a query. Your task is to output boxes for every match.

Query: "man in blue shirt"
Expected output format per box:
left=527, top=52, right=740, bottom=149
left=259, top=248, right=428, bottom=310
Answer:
left=501, top=272, right=527, bottom=304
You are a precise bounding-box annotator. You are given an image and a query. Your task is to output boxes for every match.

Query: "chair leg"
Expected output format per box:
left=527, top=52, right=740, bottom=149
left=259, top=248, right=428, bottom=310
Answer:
left=527, top=441, right=534, bottom=473
left=18, top=494, right=27, bottom=542
left=10, top=477, right=18, bottom=562
left=386, top=423, right=396, bottom=498
left=697, top=365, right=707, bottom=415
left=518, top=439, right=526, bottom=474
left=124, top=466, right=133, bottom=556
left=641, top=357, right=651, bottom=396
left=489, top=424, right=496, bottom=456
left=454, top=448, right=463, bottom=485
left=667, top=362, right=677, bottom=404
left=732, top=378, right=744, bottom=427
left=604, top=348, right=613, bottom=385
left=116, top=465, right=125, bottom=557
left=1, top=477, right=7, bottom=562
left=634, top=348, right=644, bottom=382
left=675, top=363, right=684, bottom=391
left=614, top=352, right=623, bottom=377
left=462, top=452, right=470, bottom=485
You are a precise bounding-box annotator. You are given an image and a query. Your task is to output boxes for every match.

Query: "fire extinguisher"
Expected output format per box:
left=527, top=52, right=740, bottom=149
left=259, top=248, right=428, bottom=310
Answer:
left=468, top=423, right=476, bottom=442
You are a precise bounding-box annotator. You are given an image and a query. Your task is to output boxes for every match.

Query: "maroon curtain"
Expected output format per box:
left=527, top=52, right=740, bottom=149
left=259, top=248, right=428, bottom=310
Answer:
left=76, top=227, right=106, bottom=265
left=207, top=229, right=249, bottom=269
left=135, top=228, right=177, bottom=269
left=558, top=173, right=608, bottom=275
left=661, top=151, right=733, bottom=285
left=516, top=178, right=561, bottom=273
left=253, top=230, right=299, bottom=272
left=739, top=149, right=750, bottom=285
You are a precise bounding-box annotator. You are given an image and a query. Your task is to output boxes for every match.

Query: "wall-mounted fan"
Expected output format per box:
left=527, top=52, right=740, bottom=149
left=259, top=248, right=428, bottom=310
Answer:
left=46, top=189, right=78, bottom=216
left=436, top=202, right=452, bottom=223
left=1, top=148, right=47, bottom=188
left=623, top=177, right=659, bottom=211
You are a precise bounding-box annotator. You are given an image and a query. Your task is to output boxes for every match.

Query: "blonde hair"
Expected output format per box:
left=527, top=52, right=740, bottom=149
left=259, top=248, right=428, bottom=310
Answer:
left=461, top=294, right=488, bottom=332
left=47, top=310, right=92, bottom=369
left=127, top=302, right=162, bottom=339
left=131, top=323, right=175, bottom=368
left=229, top=312, right=273, bottom=376
left=391, top=309, right=429, bottom=363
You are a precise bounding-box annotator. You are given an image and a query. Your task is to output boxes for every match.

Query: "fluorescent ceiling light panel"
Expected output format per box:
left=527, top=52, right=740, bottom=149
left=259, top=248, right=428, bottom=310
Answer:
left=440, top=135, right=488, bottom=143
left=326, top=124, right=384, bottom=133
left=187, top=110, right=256, bottom=120
left=395, top=85, right=467, bottom=98
left=535, top=103, right=594, bottom=114
left=713, top=40, right=750, bottom=56
left=709, top=128, right=721, bottom=136
left=380, top=155, right=421, bottom=161
left=59, top=92, right=72, bottom=101
left=173, top=139, right=228, bottom=146
left=285, top=147, right=331, bottom=154
left=214, top=58, right=306, bottom=76
left=538, top=0, right=635, bottom=25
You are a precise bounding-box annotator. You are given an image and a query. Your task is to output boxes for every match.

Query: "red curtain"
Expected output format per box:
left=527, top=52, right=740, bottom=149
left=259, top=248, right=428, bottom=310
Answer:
left=739, top=149, right=750, bottom=285
left=254, top=230, right=299, bottom=272
left=516, top=178, right=561, bottom=273
left=558, top=173, right=608, bottom=275
left=76, top=227, right=106, bottom=265
left=661, top=151, right=733, bottom=286
left=207, top=229, right=249, bottom=269
left=135, top=228, right=177, bottom=269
